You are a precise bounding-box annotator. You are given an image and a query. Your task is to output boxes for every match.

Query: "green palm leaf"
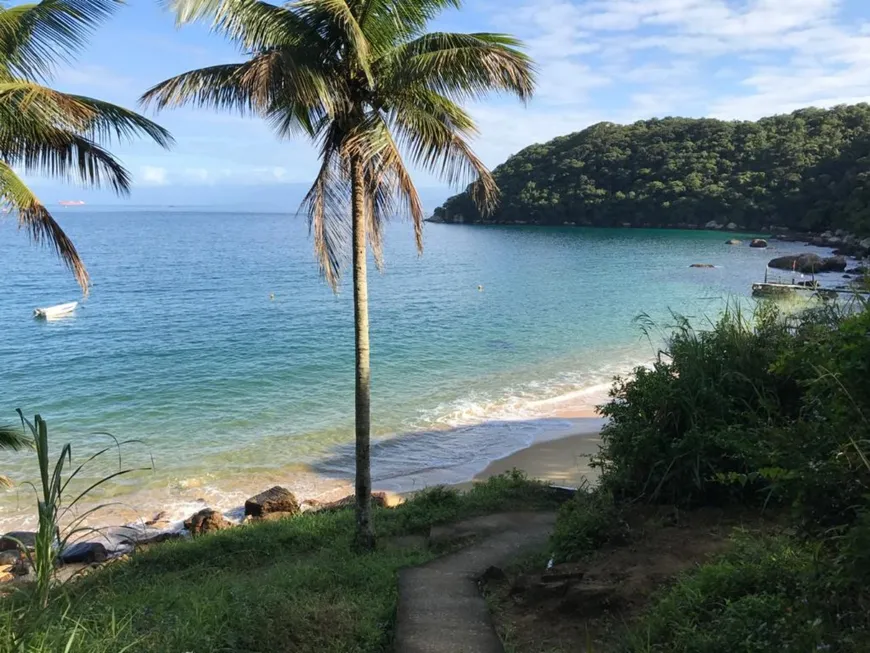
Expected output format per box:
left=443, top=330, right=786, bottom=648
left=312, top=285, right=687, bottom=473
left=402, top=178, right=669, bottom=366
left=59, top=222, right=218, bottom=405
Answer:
left=0, top=4, right=173, bottom=293
left=0, top=160, right=89, bottom=290
left=0, top=0, right=123, bottom=79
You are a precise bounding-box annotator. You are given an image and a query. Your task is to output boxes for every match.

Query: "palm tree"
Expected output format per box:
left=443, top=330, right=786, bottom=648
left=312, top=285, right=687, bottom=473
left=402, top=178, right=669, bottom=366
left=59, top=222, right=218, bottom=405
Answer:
left=0, top=0, right=173, bottom=293
left=0, top=423, right=29, bottom=488
left=142, top=0, right=535, bottom=549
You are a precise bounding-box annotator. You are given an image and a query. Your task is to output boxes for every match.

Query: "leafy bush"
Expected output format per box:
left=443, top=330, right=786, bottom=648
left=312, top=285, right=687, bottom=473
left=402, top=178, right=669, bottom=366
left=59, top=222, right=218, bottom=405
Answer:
left=623, top=534, right=870, bottom=653
left=595, top=302, right=870, bottom=521
left=550, top=488, right=627, bottom=563
left=595, top=304, right=800, bottom=506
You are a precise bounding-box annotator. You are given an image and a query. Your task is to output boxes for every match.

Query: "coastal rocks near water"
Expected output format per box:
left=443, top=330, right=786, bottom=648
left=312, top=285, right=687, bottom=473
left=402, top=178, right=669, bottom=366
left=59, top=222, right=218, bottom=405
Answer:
left=689, top=264, right=716, bottom=268
left=60, top=542, right=108, bottom=564
left=725, top=239, right=742, bottom=245
left=768, top=253, right=847, bottom=273
left=244, top=486, right=300, bottom=519
left=184, top=509, right=232, bottom=535
left=301, top=492, right=390, bottom=515
left=846, top=266, right=869, bottom=275
left=704, top=220, right=723, bottom=230
left=0, top=532, right=36, bottom=551
left=750, top=239, right=768, bottom=248
left=725, top=222, right=738, bottom=230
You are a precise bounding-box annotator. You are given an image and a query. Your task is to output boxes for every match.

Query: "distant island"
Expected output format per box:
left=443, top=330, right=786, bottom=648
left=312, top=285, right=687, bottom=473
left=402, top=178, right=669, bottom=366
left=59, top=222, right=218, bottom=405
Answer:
left=432, top=104, right=870, bottom=237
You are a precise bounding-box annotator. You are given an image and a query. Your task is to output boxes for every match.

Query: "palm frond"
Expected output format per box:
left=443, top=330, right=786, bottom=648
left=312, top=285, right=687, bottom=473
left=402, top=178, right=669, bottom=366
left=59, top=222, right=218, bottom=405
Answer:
left=345, top=115, right=424, bottom=255
left=141, top=51, right=332, bottom=122
left=0, top=0, right=123, bottom=79
left=0, top=81, right=173, bottom=146
left=166, top=0, right=322, bottom=51
left=0, top=424, right=29, bottom=451
left=2, top=124, right=132, bottom=193
left=357, top=0, right=460, bottom=42
left=386, top=89, right=498, bottom=214
left=378, top=31, right=536, bottom=103
left=140, top=62, right=260, bottom=114
left=300, top=124, right=352, bottom=289
left=0, top=161, right=89, bottom=292
left=295, top=0, right=372, bottom=83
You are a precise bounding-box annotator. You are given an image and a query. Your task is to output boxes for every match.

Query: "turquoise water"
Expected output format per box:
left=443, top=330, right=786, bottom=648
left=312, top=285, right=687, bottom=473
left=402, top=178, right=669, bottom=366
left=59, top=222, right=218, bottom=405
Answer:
left=0, top=211, right=836, bottom=528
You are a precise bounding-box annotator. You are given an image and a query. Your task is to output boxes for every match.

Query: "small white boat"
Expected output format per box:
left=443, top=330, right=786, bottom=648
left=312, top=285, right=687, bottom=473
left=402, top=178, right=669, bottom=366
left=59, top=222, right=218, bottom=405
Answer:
left=33, top=301, right=78, bottom=320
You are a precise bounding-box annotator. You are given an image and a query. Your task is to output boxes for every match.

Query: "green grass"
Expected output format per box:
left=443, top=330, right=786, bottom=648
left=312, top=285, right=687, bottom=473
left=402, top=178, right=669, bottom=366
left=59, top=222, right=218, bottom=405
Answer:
left=0, top=472, right=560, bottom=653
left=620, top=534, right=846, bottom=653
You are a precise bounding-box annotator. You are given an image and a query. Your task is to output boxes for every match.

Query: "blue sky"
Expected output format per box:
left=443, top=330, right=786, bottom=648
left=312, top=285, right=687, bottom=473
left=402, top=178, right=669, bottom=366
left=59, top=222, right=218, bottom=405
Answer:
left=24, top=0, right=870, bottom=207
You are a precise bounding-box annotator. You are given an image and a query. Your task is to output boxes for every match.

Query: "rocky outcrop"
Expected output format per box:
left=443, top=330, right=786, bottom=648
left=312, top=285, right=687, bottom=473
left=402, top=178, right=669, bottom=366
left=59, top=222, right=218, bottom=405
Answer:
left=60, top=542, right=108, bottom=564
left=0, top=532, right=35, bottom=551
left=304, top=492, right=389, bottom=514
left=725, top=239, right=742, bottom=245
left=768, top=253, right=847, bottom=273
left=750, top=239, right=768, bottom=248
left=704, top=220, right=723, bottom=230
left=725, top=222, right=738, bottom=230
left=846, top=266, right=869, bottom=275
left=183, top=509, right=232, bottom=535
left=244, top=486, right=299, bottom=518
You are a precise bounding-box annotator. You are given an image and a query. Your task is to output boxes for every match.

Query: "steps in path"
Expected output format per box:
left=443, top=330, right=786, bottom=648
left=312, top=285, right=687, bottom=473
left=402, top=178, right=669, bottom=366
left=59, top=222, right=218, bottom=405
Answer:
left=394, top=512, right=557, bottom=653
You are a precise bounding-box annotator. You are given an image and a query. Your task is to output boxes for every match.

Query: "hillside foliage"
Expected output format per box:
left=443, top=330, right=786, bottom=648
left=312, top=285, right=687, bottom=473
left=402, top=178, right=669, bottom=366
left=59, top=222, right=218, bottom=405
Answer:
left=434, top=104, right=870, bottom=235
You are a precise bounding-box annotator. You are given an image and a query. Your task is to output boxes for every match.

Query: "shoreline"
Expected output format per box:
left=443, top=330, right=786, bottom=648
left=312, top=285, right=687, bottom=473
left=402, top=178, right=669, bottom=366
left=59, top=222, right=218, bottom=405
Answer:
left=0, top=402, right=610, bottom=547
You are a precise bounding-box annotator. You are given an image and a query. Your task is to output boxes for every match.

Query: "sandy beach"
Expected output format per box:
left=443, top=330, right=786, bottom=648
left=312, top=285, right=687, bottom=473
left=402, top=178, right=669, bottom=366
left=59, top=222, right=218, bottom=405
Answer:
left=453, top=430, right=603, bottom=492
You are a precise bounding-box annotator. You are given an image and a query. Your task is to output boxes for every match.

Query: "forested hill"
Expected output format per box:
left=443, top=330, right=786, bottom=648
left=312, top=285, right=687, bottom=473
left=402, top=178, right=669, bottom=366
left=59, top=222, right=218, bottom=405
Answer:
left=432, top=104, right=870, bottom=235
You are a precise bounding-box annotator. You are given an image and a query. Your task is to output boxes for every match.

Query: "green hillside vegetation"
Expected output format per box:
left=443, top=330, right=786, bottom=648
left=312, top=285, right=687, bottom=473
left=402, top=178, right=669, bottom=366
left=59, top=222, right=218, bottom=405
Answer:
left=540, top=300, right=870, bottom=651
left=434, top=104, right=870, bottom=235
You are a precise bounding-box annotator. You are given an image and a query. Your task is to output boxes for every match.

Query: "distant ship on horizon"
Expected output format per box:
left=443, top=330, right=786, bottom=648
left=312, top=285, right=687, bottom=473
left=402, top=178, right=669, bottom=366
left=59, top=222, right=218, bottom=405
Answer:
left=58, top=200, right=85, bottom=207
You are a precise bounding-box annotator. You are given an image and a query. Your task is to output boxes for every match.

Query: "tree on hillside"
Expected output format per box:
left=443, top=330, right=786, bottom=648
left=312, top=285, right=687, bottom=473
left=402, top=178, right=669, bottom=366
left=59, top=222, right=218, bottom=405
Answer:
left=0, top=0, right=173, bottom=293
left=142, top=0, right=535, bottom=548
left=434, top=104, right=870, bottom=236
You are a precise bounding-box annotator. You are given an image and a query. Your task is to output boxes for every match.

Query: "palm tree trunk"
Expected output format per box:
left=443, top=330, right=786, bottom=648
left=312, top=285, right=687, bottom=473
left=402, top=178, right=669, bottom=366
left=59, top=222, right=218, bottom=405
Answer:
left=351, top=155, right=375, bottom=551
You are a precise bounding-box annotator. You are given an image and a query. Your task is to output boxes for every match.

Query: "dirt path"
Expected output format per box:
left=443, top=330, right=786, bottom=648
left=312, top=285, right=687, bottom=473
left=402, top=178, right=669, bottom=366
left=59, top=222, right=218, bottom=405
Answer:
left=394, top=512, right=557, bottom=653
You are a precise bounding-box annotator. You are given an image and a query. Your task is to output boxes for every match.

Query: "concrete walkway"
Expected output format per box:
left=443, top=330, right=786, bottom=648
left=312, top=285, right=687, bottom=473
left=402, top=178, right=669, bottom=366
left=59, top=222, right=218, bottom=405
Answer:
left=394, top=512, right=557, bottom=653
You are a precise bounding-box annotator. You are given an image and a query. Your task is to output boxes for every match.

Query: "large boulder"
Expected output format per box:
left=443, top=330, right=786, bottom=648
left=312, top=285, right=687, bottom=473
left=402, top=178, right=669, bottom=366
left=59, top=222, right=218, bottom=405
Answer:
left=0, top=532, right=36, bottom=551
left=308, top=492, right=389, bottom=513
left=183, top=509, right=232, bottom=535
left=725, top=222, right=738, bottom=230
left=60, top=542, right=108, bottom=564
left=768, top=254, right=847, bottom=273
left=244, top=486, right=299, bottom=518
left=750, top=239, right=768, bottom=248
left=704, top=220, right=723, bottom=229
left=725, top=239, right=742, bottom=245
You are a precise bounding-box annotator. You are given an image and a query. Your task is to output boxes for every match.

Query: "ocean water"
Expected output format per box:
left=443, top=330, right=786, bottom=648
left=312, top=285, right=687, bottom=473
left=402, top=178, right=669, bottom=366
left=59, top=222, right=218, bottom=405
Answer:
left=0, top=210, right=838, bottom=530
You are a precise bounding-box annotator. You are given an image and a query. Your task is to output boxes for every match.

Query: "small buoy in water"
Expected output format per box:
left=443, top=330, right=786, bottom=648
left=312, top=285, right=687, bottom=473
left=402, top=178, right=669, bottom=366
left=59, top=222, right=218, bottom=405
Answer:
left=478, top=285, right=484, bottom=291
left=269, top=293, right=275, bottom=300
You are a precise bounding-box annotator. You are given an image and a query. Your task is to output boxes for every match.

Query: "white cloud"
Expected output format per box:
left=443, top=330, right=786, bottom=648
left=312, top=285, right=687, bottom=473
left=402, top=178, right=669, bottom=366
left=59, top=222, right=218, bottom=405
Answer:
left=140, top=166, right=168, bottom=186
left=463, top=0, right=870, bottom=164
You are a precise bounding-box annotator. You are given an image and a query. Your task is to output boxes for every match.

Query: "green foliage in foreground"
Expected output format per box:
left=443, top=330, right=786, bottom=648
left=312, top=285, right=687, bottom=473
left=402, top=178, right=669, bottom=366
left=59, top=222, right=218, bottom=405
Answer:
left=0, top=473, right=558, bottom=653
left=549, top=300, right=870, bottom=651
left=596, top=302, right=870, bottom=521
left=622, top=536, right=825, bottom=653
left=435, top=103, right=870, bottom=234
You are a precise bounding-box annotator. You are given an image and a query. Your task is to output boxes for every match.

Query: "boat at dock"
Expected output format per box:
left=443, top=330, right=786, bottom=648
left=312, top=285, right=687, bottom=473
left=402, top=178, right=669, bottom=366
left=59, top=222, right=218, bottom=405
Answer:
left=751, top=282, right=839, bottom=299
left=33, top=301, right=78, bottom=320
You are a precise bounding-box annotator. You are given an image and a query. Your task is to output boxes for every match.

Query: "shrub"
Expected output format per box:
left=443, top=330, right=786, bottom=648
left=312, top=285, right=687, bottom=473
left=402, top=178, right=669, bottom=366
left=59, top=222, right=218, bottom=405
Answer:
left=550, top=488, right=627, bottom=563
left=622, top=535, right=826, bottom=653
